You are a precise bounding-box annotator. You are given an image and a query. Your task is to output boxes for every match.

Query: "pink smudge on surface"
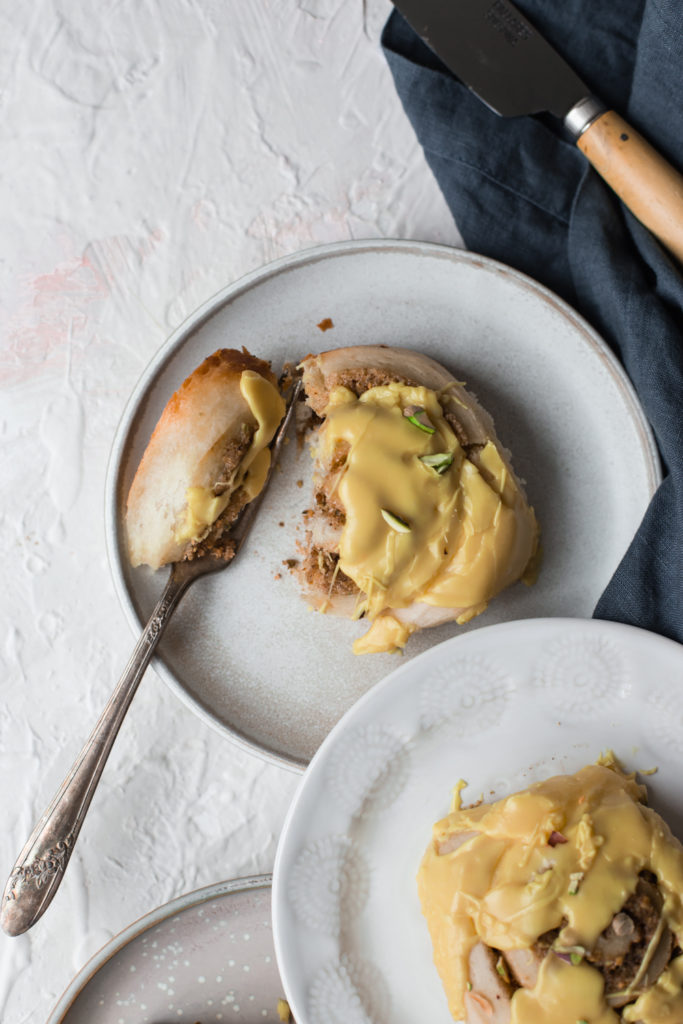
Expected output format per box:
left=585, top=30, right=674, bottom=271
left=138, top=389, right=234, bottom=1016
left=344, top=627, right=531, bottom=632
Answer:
left=1, top=231, right=164, bottom=386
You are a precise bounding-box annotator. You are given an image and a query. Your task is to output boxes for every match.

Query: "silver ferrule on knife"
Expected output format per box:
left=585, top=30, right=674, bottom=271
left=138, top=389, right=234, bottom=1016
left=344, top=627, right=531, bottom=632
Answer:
left=564, top=96, right=608, bottom=140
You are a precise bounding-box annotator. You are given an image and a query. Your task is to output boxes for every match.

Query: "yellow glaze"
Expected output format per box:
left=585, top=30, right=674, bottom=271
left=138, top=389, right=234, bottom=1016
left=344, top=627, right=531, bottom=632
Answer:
left=623, top=956, right=683, bottom=1022
left=276, top=997, right=292, bottom=1022
left=450, top=779, right=468, bottom=813
left=510, top=955, right=620, bottom=1024
left=351, top=613, right=415, bottom=655
left=178, top=486, right=233, bottom=543
left=318, top=383, right=537, bottom=650
left=176, top=369, right=285, bottom=544
left=418, top=762, right=683, bottom=1024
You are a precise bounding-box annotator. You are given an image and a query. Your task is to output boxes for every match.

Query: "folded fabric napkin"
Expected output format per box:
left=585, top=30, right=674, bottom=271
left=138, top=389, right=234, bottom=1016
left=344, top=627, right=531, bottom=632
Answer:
left=382, top=0, right=683, bottom=645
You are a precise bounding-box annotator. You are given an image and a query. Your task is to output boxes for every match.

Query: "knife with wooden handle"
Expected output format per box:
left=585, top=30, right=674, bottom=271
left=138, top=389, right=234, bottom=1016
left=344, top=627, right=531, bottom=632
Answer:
left=390, top=0, right=683, bottom=263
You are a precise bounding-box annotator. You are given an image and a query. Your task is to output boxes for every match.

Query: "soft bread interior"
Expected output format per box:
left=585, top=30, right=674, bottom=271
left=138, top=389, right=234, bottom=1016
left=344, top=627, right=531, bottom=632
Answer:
left=126, top=348, right=282, bottom=570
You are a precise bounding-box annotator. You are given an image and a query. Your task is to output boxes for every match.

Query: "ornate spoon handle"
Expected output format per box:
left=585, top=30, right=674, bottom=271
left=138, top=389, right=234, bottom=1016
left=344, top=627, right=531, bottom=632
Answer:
left=0, top=377, right=301, bottom=937
left=0, top=561, right=197, bottom=937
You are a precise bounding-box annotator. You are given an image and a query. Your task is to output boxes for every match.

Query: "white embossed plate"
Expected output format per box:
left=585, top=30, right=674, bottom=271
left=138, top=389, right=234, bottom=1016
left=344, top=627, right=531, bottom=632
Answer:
left=48, top=876, right=282, bottom=1024
left=105, top=240, right=660, bottom=770
left=272, top=618, right=683, bottom=1024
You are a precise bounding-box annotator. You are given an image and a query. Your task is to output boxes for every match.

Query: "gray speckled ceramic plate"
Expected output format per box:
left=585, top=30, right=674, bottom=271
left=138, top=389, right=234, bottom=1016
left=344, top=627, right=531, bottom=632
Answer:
left=48, top=876, right=281, bottom=1024
left=105, top=240, right=660, bottom=771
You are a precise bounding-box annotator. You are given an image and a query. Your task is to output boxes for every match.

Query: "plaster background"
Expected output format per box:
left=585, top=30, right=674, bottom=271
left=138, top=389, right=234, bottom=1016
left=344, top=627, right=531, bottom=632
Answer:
left=0, top=2, right=460, bottom=1021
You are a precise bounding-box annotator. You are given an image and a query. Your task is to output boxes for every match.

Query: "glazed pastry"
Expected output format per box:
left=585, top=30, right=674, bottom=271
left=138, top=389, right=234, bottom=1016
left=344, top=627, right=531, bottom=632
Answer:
left=297, top=344, right=539, bottom=654
left=418, top=759, right=683, bottom=1024
left=126, top=348, right=285, bottom=570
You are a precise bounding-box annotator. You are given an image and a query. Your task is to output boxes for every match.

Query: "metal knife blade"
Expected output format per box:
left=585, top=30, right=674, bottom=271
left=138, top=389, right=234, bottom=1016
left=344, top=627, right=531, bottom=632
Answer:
left=389, top=0, right=683, bottom=264
left=390, top=0, right=590, bottom=120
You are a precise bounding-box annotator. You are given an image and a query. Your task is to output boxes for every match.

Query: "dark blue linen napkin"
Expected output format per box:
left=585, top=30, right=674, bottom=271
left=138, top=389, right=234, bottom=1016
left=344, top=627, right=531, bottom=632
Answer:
left=382, top=1, right=683, bottom=644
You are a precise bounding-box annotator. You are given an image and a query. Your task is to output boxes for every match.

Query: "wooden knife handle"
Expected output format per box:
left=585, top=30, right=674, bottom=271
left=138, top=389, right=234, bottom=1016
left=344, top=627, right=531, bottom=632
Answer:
left=576, top=110, right=683, bottom=263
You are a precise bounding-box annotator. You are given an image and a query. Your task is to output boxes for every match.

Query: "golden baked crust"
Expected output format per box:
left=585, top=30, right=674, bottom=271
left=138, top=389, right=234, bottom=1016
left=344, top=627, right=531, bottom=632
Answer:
left=158, top=348, right=276, bottom=425
left=126, top=347, right=282, bottom=570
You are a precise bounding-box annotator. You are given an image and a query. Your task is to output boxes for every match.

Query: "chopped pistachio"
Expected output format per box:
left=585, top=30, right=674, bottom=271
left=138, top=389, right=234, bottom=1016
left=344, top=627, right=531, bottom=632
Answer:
left=495, top=955, right=510, bottom=983
left=403, top=404, right=435, bottom=434
left=568, top=871, right=585, bottom=895
left=381, top=508, right=411, bottom=533
left=466, top=981, right=473, bottom=991
left=577, top=1019, right=589, bottom=1024
left=419, top=451, right=454, bottom=474
left=553, top=941, right=586, bottom=962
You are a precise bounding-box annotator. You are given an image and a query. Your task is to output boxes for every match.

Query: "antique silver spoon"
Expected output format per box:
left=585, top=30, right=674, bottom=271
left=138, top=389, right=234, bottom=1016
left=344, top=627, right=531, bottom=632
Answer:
left=0, top=379, right=302, bottom=937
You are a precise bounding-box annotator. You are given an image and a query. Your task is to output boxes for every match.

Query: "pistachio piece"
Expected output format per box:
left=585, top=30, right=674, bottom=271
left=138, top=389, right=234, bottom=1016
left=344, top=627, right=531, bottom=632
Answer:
left=380, top=509, right=411, bottom=533
left=403, top=405, right=435, bottom=434
left=568, top=871, right=584, bottom=895
left=495, top=955, right=510, bottom=983
left=553, top=942, right=586, bottom=965
left=419, top=452, right=454, bottom=474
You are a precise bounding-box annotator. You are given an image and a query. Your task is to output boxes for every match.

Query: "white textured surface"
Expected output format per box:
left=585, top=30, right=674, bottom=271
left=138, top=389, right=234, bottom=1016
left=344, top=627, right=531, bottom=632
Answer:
left=0, top=2, right=461, bottom=1021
